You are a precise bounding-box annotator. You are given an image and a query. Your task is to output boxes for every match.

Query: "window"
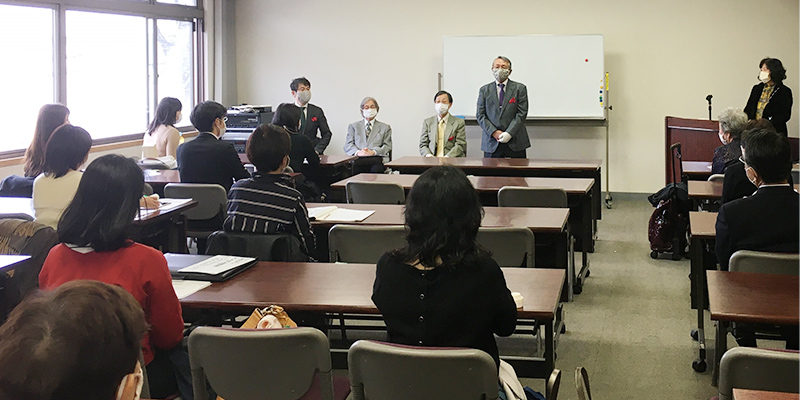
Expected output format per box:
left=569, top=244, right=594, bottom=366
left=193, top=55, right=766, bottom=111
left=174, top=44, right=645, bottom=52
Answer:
left=66, top=11, right=148, bottom=139
left=0, top=4, right=56, bottom=153
left=0, top=1, right=203, bottom=155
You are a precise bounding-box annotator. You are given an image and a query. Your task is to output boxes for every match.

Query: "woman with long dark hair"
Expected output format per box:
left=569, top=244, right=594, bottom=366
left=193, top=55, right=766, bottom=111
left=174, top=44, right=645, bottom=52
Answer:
left=143, top=97, right=182, bottom=158
left=39, top=154, right=190, bottom=399
left=372, top=166, right=518, bottom=391
left=24, top=104, right=70, bottom=177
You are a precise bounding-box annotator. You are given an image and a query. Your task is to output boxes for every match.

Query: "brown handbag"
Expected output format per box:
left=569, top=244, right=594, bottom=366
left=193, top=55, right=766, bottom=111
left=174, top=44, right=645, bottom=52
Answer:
left=240, top=305, right=297, bottom=329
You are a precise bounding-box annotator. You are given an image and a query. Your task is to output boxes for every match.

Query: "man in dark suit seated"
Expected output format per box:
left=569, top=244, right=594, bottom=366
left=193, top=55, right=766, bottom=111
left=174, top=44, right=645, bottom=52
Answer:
left=715, top=128, right=798, bottom=348
left=291, top=77, right=333, bottom=154
left=177, top=101, right=250, bottom=192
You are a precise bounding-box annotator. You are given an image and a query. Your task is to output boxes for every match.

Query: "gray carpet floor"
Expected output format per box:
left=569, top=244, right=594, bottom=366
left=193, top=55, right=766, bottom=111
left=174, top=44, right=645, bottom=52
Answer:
left=513, top=193, right=719, bottom=399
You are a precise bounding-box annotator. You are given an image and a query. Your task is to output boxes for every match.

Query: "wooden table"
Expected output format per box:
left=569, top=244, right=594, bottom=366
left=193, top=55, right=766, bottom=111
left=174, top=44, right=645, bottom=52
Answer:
left=683, top=161, right=713, bottom=181
left=688, top=181, right=799, bottom=209
left=181, top=261, right=565, bottom=380
left=689, top=211, right=717, bottom=373
left=144, top=169, right=181, bottom=196
left=307, top=203, right=576, bottom=301
left=0, top=197, right=197, bottom=253
left=708, top=271, right=799, bottom=385
left=239, top=153, right=358, bottom=189
left=330, top=173, right=596, bottom=255
left=385, top=156, right=603, bottom=222
left=733, top=389, right=799, bottom=400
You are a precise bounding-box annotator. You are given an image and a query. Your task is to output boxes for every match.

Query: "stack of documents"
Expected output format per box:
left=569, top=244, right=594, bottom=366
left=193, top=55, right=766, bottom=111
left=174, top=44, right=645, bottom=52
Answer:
left=307, top=206, right=375, bottom=222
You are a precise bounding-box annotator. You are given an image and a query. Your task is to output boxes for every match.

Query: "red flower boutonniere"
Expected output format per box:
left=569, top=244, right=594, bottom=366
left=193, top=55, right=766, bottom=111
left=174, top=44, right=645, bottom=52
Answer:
left=448, top=135, right=455, bottom=142
left=311, top=117, right=318, bottom=122
left=509, top=97, right=516, bottom=104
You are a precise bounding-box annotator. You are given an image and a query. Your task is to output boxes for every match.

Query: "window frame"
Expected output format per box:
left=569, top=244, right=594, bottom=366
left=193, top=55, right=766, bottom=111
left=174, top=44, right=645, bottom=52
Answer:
left=0, top=0, right=203, bottom=159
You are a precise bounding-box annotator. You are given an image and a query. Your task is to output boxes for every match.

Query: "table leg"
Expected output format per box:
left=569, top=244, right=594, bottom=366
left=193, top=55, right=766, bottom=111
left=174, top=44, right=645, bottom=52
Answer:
left=690, top=234, right=707, bottom=372
left=713, top=320, right=728, bottom=386
left=575, top=195, right=593, bottom=293
left=164, top=215, right=188, bottom=253
left=544, top=317, right=555, bottom=378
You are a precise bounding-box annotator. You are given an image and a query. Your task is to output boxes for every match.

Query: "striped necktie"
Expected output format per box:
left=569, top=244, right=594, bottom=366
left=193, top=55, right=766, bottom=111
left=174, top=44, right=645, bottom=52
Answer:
left=366, top=121, right=372, bottom=137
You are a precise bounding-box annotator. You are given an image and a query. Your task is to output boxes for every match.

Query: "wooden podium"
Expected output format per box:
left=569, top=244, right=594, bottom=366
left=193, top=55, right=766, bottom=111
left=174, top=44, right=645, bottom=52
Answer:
left=664, top=117, right=719, bottom=184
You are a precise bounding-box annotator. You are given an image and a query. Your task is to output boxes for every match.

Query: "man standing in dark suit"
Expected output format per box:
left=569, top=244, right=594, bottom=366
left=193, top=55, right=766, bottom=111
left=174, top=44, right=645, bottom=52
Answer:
left=476, top=56, right=530, bottom=158
left=292, top=77, right=333, bottom=154
left=177, top=101, right=249, bottom=192
left=715, top=128, right=798, bottom=271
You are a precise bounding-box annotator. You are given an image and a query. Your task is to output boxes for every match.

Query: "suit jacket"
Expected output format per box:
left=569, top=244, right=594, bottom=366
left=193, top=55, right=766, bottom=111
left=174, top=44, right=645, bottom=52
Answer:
left=744, top=82, right=793, bottom=134
left=721, top=161, right=757, bottom=204
left=344, top=119, right=393, bottom=163
left=177, top=132, right=250, bottom=192
left=715, top=185, right=799, bottom=270
left=299, top=104, right=333, bottom=153
left=476, top=80, right=530, bottom=153
left=419, top=114, right=467, bottom=157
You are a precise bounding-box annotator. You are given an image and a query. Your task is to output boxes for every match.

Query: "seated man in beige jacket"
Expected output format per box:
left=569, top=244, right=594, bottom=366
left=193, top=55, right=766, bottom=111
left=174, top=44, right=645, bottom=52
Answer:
left=419, top=90, right=467, bottom=157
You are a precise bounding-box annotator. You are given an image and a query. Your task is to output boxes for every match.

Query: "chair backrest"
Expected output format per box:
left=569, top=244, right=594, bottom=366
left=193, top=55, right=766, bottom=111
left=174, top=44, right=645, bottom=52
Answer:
left=0, top=213, right=33, bottom=221
left=189, top=327, right=335, bottom=400
left=708, top=174, right=725, bottom=182
left=729, top=250, right=799, bottom=275
left=164, top=183, right=227, bottom=221
left=791, top=169, right=799, bottom=185
left=346, top=181, right=405, bottom=205
left=0, top=175, right=34, bottom=198
left=476, top=227, right=535, bottom=268
left=497, top=186, right=568, bottom=208
left=671, top=142, right=686, bottom=184
left=206, top=231, right=308, bottom=262
left=348, top=340, right=499, bottom=400
left=0, top=219, right=58, bottom=320
left=575, top=366, right=592, bottom=400
left=718, top=347, right=799, bottom=400
left=547, top=368, right=562, bottom=400
left=328, top=225, right=406, bottom=264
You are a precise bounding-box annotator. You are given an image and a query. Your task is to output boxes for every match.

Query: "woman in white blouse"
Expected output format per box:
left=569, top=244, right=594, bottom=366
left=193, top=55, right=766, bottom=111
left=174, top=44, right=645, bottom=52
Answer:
left=142, top=97, right=182, bottom=159
left=32, top=125, right=92, bottom=228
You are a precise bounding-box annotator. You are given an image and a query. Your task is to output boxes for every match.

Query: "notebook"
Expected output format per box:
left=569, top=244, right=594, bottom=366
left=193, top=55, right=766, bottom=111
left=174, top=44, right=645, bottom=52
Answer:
left=165, top=253, right=257, bottom=282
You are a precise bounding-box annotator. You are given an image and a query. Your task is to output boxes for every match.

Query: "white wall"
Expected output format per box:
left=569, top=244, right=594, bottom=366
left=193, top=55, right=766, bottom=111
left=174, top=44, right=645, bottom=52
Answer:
left=234, top=0, right=799, bottom=193
left=0, top=146, right=142, bottom=181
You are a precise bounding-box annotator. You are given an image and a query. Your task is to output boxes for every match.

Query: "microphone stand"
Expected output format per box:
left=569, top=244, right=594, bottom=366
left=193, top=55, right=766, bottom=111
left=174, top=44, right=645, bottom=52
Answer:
left=706, top=94, right=713, bottom=120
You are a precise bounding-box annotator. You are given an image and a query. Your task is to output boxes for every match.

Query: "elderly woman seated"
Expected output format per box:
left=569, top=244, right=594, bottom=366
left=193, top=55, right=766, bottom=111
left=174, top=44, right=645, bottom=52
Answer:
left=712, top=107, right=748, bottom=175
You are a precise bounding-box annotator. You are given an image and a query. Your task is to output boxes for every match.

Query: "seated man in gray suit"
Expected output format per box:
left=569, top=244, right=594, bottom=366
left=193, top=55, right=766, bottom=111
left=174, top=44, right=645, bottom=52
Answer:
left=476, top=56, right=530, bottom=158
left=419, top=90, right=467, bottom=157
left=344, top=97, right=392, bottom=173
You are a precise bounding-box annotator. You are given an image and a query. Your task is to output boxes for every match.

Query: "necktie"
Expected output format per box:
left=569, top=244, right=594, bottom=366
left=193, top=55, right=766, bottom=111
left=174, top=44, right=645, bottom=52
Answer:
left=366, top=121, right=371, bottom=138
left=498, top=83, right=505, bottom=107
left=299, top=107, right=307, bottom=133
left=436, top=118, right=445, bottom=157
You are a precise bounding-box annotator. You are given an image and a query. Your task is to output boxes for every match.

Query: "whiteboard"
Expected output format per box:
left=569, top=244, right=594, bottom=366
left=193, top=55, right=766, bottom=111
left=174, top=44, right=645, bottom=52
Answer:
left=443, top=35, right=605, bottom=120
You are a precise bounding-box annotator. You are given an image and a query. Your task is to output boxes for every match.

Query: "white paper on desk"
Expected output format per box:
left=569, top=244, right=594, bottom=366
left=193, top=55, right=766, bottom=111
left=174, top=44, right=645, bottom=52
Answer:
left=177, top=255, right=256, bottom=275
left=308, top=206, right=338, bottom=220
left=318, top=208, right=374, bottom=222
left=172, top=280, right=211, bottom=299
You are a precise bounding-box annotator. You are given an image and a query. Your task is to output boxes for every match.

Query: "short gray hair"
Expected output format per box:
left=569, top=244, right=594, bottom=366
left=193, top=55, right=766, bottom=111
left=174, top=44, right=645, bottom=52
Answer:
left=360, top=97, right=379, bottom=111
left=494, top=56, right=512, bottom=69
left=718, top=107, right=748, bottom=140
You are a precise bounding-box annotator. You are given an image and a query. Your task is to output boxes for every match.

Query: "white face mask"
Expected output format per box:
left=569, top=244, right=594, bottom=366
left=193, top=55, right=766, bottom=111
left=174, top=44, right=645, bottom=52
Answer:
left=493, top=68, right=510, bottom=82
left=759, top=70, right=770, bottom=83
left=435, top=103, right=450, bottom=116
left=362, top=108, right=377, bottom=119
left=297, top=90, right=311, bottom=104
left=175, top=112, right=182, bottom=125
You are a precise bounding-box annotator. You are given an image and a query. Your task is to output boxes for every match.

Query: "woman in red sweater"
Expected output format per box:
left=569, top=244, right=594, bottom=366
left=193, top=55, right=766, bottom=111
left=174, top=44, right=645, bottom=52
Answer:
left=39, top=154, right=189, bottom=400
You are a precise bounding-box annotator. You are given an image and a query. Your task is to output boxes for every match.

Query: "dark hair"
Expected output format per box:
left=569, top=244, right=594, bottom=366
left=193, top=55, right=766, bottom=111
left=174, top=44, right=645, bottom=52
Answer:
left=24, top=104, right=70, bottom=177
left=271, top=103, right=302, bottom=132
left=57, top=155, right=145, bottom=252
left=190, top=101, right=227, bottom=133
left=742, top=128, right=792, bottom=184
left=760, top=58, right=787, bottom=83
left=434, top=90, right=453, bottom=103
left=42, top=125, right=92, bottom=178
left=0, top=280, right=147, bottom=400
left=147, top=97, right=182, bottom=135
left=246, top=124, right=291, bottom=173
left=392, top=166, right=487, bottom=270
left=290, top=77, right=311, bottom=92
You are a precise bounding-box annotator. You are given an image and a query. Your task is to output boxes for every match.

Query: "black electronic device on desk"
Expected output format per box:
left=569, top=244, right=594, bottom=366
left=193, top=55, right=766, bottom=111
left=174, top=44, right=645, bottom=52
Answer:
left=222, top=105, right=274, bottom=153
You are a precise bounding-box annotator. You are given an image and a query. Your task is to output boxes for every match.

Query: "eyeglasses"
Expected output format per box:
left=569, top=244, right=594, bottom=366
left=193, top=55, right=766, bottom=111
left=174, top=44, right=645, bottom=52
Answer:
left=219, top=116, right=228, bottom=123
left=739, top=156, right=750, bottom=168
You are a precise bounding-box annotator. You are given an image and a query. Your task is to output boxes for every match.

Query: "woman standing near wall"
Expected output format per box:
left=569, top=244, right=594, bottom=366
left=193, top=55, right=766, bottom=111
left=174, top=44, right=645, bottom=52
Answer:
left=744, top=58, right=793, bottom=135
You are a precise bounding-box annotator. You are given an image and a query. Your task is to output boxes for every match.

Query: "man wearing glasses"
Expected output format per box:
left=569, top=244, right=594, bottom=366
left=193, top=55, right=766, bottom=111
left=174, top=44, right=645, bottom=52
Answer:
left=177, top=101, right=249, bottom=192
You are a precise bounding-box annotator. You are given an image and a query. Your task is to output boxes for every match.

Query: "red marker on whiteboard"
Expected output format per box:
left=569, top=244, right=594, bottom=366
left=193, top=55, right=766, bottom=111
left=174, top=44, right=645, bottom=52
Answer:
left=585, top=59, right=589, bottom=62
